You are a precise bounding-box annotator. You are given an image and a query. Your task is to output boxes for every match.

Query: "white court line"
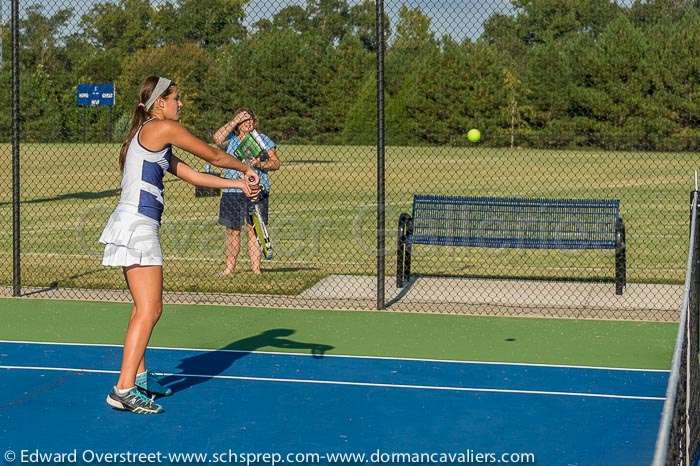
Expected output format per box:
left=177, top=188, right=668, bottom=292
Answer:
left=0, top=365, right=666, bottom=401
left=0, top=339, right=670, bottom=373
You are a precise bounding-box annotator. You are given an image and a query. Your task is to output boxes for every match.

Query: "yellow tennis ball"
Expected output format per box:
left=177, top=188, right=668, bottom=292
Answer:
left=467, top=129, right=481, bottom=143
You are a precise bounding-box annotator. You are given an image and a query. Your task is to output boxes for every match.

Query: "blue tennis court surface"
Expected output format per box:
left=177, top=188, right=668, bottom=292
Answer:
left=1, top=341, right=667, bottom=465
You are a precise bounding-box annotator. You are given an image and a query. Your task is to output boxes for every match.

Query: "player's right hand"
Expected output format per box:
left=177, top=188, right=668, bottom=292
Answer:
left=242, top=176, right=261, bottom=199
left=244, top=168, right=259, bottom=185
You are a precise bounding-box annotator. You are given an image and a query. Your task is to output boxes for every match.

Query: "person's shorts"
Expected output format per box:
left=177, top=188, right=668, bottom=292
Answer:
left=218, top=191, right=269, bottom=229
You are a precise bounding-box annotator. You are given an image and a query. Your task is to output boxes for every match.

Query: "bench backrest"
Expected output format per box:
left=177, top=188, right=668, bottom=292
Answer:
left=410, top=195, right=621, bottom=249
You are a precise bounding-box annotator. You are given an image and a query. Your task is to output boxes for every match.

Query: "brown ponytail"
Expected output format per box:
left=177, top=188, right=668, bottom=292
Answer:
left=119, top=76, right=177, bottom=170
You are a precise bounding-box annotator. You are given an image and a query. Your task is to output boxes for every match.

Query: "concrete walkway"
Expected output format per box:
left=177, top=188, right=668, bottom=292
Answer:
left=299, top=275, right=683, bottom=321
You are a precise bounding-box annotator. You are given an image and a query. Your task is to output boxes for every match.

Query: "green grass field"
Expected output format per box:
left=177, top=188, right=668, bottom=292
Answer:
left=0, top=143, right=696, bottom=296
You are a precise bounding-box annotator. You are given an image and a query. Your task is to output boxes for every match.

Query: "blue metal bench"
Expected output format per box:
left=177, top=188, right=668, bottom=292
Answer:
left=396, top=194, right=627, bottom=294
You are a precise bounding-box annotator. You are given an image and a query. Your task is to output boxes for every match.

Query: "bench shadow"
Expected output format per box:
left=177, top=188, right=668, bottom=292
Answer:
left=385, top=275, right=418, bottom=307
left=159, top=329, right=334, bottom=395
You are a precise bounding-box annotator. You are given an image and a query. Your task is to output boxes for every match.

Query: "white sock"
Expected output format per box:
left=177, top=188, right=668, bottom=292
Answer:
left=115, top=386, right=134, bottom=396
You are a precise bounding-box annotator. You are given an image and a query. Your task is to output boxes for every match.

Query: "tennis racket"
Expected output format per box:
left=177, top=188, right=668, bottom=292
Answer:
left=239, top=130, right=273, bottom=260
left=247, top=175, right=273, bottom=260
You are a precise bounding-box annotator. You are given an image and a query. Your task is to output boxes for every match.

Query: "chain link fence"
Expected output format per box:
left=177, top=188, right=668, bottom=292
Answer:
left=2, top=0, right=699, bottom=320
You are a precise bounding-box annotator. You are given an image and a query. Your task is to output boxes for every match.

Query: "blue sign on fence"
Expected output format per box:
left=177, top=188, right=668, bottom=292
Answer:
left=77, top=83, right=115, bottom=107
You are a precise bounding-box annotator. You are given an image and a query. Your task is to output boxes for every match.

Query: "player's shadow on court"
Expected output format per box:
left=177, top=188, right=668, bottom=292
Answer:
left=159, top=329, right=334, bottom=394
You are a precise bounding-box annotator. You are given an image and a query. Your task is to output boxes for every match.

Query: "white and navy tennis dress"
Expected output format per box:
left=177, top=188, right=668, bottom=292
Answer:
left=99, top=123, right=172, bottom=267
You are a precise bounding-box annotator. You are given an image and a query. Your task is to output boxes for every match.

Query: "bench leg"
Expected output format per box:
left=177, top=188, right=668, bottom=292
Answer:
left=615, top=247, right=626, bottom=295
left=396, top=241, right=405, bottom=288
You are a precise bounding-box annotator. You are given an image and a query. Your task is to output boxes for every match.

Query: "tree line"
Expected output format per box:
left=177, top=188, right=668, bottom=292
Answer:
left=1, top=0, right=698, bottom=151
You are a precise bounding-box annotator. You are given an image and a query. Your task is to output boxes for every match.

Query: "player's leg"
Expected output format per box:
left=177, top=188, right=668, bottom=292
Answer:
left=118, top=247, right=170, bottom=397
left=123, top=276, right=147, bottom=376
left=106, top=265, right=164, bottom=414
left=129, top=306, right=147, bottom=376
left=132, top=295, right=171, bottom=398
left=117, top=265, right=163, bottom=388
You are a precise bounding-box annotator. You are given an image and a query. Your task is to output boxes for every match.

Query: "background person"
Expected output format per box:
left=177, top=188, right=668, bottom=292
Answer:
left=213, top=108, right=281, bottom=275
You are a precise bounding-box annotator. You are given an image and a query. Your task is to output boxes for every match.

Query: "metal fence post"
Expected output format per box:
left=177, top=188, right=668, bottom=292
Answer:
left=11, top=0, right=20, bottom=297
left=376, top=0, right=386, bottom=310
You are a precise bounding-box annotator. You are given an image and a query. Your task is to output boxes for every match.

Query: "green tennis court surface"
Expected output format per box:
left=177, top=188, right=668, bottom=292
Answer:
left=0, top=298, right=677, bottom=368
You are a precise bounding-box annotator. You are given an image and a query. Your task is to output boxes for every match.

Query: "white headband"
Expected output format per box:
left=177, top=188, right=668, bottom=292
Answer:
left=144, top=77, right=172, bottom=111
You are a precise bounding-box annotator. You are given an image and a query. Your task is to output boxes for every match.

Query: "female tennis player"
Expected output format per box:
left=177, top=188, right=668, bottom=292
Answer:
left=100, top=76, right=259, bottom=414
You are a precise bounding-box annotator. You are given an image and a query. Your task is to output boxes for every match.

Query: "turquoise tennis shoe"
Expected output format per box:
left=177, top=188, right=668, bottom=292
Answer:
left=135, top=370, right=173, bottom=397
left=106, top=387, right=164, bottom=414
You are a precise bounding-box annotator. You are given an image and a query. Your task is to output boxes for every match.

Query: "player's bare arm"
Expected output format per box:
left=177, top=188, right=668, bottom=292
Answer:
left=169, top=155, right=259, bottom=197
left=152, top=120, right=259, bottom=184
